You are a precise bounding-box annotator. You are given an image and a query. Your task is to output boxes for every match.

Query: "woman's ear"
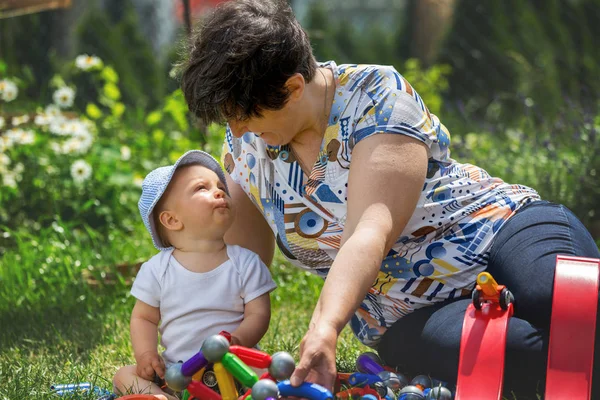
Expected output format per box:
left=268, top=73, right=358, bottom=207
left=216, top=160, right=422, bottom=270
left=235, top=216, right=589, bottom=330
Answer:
left=159, top=210, right=183, bottom=231
left=285, top=73, right=305, bottom=103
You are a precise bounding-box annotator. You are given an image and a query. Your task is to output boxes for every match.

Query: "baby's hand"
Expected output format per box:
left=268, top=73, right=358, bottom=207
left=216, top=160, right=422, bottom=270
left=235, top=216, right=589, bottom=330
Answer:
left=135, top=351, right=166, bottom=381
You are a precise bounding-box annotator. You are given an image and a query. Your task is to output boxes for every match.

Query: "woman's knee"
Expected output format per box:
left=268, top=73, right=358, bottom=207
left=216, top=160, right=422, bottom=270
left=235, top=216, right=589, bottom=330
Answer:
left=378, top=300, right=468, bottom=376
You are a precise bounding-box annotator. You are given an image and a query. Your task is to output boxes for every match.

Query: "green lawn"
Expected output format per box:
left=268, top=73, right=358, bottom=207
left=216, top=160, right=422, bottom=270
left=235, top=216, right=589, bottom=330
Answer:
left=0, top=223, right=368, bottom=399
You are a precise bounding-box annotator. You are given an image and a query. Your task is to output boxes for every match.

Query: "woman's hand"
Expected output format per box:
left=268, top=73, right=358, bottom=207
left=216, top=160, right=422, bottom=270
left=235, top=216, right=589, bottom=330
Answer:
left=290, top=323, right=338, bottom=391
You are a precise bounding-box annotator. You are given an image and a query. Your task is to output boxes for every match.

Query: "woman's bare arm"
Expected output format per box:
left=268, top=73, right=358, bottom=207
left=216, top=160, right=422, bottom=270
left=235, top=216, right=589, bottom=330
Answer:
left=224, top=174, right=276, bottom=267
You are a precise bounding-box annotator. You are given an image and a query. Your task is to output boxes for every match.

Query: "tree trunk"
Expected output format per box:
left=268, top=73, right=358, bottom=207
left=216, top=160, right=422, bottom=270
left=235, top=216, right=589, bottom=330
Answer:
left=411, top=0, right=457, bottom=66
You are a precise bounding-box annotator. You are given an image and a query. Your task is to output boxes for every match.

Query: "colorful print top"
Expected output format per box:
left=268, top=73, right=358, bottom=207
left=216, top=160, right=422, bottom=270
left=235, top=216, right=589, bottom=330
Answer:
left=221, top=61, right=540, bottom=347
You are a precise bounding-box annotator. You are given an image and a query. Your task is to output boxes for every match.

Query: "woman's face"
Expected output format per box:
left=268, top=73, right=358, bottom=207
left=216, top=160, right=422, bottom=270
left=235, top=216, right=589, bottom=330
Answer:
left=227, top=74, right=307, bottom=146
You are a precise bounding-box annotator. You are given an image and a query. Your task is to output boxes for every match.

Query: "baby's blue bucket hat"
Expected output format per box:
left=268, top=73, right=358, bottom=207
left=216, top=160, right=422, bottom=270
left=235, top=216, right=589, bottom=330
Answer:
left=138, top=150, right=229, bottom=251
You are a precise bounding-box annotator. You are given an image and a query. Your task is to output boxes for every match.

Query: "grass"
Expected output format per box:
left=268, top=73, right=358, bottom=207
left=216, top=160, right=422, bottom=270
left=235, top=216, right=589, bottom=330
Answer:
left=0, top=221, right=547, bottom=400
left=0, top=222, right=368, bottom=399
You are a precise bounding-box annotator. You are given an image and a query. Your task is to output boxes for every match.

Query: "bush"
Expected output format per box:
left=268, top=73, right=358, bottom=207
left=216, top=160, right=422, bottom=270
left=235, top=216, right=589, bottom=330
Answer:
left=451, top=101, right=600, bottom=237
left=0, top=55, right=224, bottom=254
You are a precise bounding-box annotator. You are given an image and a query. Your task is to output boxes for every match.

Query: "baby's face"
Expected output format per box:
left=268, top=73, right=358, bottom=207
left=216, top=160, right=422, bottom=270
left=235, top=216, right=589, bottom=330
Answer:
left=165, top=165, right=234, bottom=236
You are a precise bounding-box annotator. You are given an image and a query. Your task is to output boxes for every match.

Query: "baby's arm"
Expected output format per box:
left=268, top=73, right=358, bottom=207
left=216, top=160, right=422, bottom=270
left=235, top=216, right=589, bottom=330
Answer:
left=230, top=293, right=271, bottom=347
left=130, top=299, right=166, bottom=380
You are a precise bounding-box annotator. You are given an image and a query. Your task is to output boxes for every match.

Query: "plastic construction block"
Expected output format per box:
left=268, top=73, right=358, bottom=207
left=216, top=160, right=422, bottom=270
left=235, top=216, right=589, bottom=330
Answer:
left=545, top=255, right=599, bottom=400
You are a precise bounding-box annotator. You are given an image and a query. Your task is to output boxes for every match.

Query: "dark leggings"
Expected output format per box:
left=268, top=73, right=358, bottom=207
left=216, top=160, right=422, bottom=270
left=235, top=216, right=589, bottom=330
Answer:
left=377, top=201, right=600, bottom=399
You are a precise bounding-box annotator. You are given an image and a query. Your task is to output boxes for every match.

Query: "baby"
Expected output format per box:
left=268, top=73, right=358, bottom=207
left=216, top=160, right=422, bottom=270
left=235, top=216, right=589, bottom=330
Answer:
left=113, top=150, right=276, bottom=400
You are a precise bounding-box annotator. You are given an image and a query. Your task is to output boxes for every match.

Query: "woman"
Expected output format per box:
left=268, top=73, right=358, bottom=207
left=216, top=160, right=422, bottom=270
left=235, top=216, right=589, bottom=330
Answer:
left=180, top=0, right=600, bottom=397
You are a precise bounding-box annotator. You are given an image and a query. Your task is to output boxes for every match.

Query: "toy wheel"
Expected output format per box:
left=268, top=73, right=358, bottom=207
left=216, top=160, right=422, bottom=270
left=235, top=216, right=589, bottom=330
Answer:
left=202, top=368, right=219, bottom=391
left=471, top=288, right=482, bottom=310
left=499, top=288, right=514, bottom=310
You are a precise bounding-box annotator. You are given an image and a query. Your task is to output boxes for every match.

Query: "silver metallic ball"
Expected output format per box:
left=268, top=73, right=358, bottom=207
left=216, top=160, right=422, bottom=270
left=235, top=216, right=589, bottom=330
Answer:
left=378, top=370, right=403, bottom=390
left=411, top=374, right=432, bottom=389
left=201, top=334, right=230, bottom=362
left=373, top=381, right=388, bottom=397
left=399, top=385, right=425, bottom=397
left=164, top=363, right=192, bottom=392
left=251, top=379, right=279, bottom=400
left=426, top=386, right=453, bottom=400
left=268, top=351, right=296, bottom=380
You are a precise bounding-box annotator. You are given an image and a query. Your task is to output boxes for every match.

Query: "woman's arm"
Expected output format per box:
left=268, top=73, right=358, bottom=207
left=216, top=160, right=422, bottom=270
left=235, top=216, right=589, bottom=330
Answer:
left=224, top=174, right=276, bottom=266
left=291, top=133, right=429, bottom=389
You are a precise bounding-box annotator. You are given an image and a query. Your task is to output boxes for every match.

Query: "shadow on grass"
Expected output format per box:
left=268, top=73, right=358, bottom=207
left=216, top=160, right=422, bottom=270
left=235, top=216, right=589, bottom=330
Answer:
left=0, top=283, right=132, bottom=363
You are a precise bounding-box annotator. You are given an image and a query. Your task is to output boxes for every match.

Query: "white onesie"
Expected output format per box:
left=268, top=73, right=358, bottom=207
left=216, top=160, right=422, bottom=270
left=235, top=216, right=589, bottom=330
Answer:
left=130, top=245, right=277, bottom=364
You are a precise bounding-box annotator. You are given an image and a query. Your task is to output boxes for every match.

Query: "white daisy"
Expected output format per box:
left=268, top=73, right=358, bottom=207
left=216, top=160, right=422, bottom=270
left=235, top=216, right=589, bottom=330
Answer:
left=75, top=54, right=102, bottom=71
left=0, top=135, right=13, bottom=152
left=70, top=159, right=92, bottom=184
left=45, top=104, right=62, bottom=117
left=53, top=87, right=75, bottom=108
left=0, top=79, right=18, bottom=102
left=18, top=130, right=35, bottom=145
left=66, top=120, right=89, bottom=137
left=63, top=136, right=92, bottom=155
left=5, top=128, right=33, bottom=145
left=120, top=145, right=131, bottom=161
left=5, top=128, right=24, bottom=143
left=11, top=115, right=30, bottom=126
left=34, top=114, right=53, bottom=126
left=50, top=142, right=63, bottom=154
left=0, top=153, right=10, bottom=167
left=49, top=117, right=70, bottom=136
left=2, top=172, right=17, bottom=188
left=74, top=131, right=94, bottom=153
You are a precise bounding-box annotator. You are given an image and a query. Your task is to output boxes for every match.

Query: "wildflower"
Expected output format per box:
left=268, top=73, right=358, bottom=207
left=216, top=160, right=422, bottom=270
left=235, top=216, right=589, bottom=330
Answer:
left=75, top=54, right=102, bottom=71
left=13, top=163, right=24, bottom=174
left=50, top=141, right=65, bottom=155
left=0, top=153, right=10, bottom=168
left=2, top=172, right=17, bottom=188
left=11, top=115, right=30, bottom=126
left=120, top=145, right=131, bottom=161
left=45, top=104, right=62, bottom=117
left=66, top=120, right=89, bottom=137
left=0, top=79, right=18, bottom=102
left=53, top=87, right=75, bottom=108
left=70, top=159, right=92, bottom=184
left=0, top=135, right=13, bottom=152
left=63, top=135, right=92, bottom=154
left=74, top=131, right=94, bottom=152
left=0, top=116, right=5, bottom=130
left=49, top=117, right=70, bottom=136
left=8, top=129, right=35, bottom=145
left=34, top=114, right=53, bottom=126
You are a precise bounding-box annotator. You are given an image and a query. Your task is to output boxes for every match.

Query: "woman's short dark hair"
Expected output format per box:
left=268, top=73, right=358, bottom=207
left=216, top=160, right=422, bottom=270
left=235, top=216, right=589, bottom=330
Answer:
left=180, top=0, right=317, bottom=125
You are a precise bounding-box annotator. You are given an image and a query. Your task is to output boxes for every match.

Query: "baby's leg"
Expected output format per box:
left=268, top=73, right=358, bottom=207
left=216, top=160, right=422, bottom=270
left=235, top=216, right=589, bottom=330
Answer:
left=113, top=365, right=178, bottom=400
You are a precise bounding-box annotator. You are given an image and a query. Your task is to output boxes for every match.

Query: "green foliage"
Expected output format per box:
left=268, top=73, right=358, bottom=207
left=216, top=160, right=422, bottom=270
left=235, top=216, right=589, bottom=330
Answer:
left=0, top=56, right=222, bottom=252
left=304, top=4, right=451, bottom=116
left=439, top=0, right=600, bottom=120
left=75, top=1, right=166, bottom=110
left=450, top=103, right=600, bottom=230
